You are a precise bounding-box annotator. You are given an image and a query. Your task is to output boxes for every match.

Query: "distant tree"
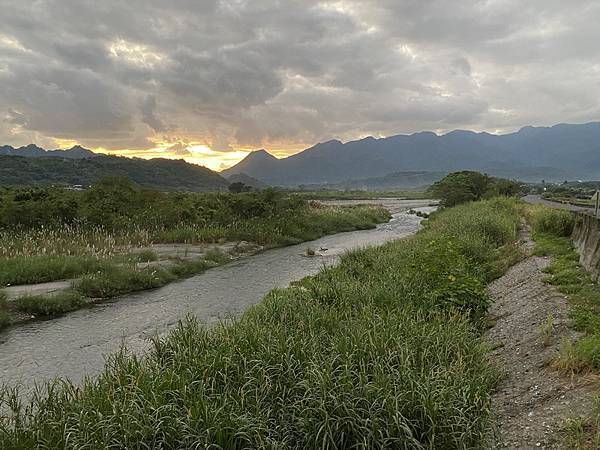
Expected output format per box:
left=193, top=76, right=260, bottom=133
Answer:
left=487, top=178, right=522, bottom=198
left=229, top=182, right=251, bottom=193
left=82, top=176, right=141, bottom=229
left=429, top=171, right=491, bottom=207
left=429, top=171, right=521, bottom=207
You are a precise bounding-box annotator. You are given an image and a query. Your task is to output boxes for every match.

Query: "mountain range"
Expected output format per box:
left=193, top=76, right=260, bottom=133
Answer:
left=223, top=122, right=600, bottom=184
left=4, top=121, right=600, bottom=189
left=0, top=144, right=98, bottom=159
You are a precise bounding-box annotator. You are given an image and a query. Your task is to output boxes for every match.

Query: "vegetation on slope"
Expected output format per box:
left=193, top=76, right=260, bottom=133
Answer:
left=0, top=198, right=521, bottom=448
left=0, top=154, right=229, bottom=191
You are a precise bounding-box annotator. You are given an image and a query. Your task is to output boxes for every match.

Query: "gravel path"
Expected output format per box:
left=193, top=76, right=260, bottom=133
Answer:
left=487, top=228, right=596, bottom=449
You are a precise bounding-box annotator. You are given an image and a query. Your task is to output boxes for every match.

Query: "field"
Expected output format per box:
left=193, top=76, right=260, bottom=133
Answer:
left=0, top=198, right=523, bottom=448
left=0, top=179, right=389, bottom=327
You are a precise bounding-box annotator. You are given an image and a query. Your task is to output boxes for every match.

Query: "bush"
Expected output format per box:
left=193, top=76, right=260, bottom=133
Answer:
left=429, top=171, right=520, bottom=207
left=75, top=266, right=176, bottom=298
left=526, top=205, right=576, bottom=236
left=16, top=291, right=85, bottom=316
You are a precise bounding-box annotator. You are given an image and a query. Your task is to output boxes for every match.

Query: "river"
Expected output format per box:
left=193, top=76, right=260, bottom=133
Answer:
left=0, top=199, right=435, bottom=391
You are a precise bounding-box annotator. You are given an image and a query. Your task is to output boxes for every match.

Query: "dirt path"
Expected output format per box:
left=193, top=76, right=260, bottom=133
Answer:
left=487, top=228, right=596, bottom=449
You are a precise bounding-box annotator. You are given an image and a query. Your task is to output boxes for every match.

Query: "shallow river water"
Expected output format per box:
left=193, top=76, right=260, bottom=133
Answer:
left=0, top=199, right=435, bottom=391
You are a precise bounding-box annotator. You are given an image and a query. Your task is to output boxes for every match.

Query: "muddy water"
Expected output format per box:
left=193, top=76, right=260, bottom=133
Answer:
left=0, top=199, right=435, bottom=391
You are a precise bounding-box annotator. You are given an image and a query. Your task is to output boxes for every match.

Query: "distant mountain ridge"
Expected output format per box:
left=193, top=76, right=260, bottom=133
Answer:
left=0, top=155, right=229, bottom=192
left=0, top=144, right=97, bottom=159
left=223, top=122, right=600, bottom=184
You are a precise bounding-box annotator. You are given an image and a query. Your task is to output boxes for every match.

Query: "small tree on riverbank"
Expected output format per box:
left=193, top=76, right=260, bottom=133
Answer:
left=430, top=171, right=521, bottom=207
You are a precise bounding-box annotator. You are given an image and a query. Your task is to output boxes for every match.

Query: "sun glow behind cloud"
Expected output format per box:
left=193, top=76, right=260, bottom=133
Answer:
left=91, top=143, right=254, bottom=172
left=185, top=145, right=251, bottom=171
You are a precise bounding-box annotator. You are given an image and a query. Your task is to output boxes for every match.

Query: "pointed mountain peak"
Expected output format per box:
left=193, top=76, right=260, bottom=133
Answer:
left=245, top=149, right=277, bottom=160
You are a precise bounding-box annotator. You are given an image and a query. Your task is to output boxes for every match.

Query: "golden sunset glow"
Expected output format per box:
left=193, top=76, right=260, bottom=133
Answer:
left=75, top=140, right=312, bottom=172
left=85, top=143, right=259, bottom=172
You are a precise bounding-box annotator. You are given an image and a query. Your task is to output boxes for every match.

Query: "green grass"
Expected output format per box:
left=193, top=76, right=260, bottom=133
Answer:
left=0, top=205, right=389, bottom=288
left=75, top=266, right=178, bottom=299
left=527, top=205, right=600, bottom=446
left=0, top=198, right=522, bottom=448
left=0, top=255, right=113, bottom=287
left=531, top=232, right=600, bottom=372
left=0, top=292, right=9, bottom=330
left=15, top=291, right=86, bottom=316
left=526, top=204, right=576, bottom=237
left=563, top=396, right=600, bottom=449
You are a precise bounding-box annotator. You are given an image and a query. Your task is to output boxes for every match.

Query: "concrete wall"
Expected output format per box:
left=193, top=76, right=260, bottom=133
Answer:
left=572, top=213, right=600, bottom=282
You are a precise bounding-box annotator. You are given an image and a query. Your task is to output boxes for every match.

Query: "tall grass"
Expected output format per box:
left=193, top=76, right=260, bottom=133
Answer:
left=0, top=205, right=388, bottom=288
left=16, top=291, right=86, bottom=316
left=526, top=204, right=576, bottom=237
left=0, top=292, right=9, bottom=330
left=0, top=198, right=521, bottom=448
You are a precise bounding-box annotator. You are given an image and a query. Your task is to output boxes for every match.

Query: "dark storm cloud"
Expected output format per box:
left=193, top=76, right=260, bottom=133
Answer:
left=0, top=0, right=599, bottom=151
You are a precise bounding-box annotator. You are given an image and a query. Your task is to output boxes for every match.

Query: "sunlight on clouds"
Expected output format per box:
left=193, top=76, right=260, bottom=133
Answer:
left=108, top=39, right=169, bottom=68
left=186, top=146, right=251, bottom=171
left=0, top=34, right=28, bottom=52
left=54, top=138, right=80, bottom=149
left=90, top=143, right=252, bottom=172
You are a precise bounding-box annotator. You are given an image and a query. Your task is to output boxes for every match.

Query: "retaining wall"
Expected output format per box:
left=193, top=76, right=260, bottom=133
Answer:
left=572, top=213, right=600, bottom=282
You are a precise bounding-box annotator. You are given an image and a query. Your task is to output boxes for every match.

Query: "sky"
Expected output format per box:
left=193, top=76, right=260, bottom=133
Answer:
left=1, top=0, right=599, bottom=171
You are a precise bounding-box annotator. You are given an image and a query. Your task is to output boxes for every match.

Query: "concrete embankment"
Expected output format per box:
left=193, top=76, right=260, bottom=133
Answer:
left=572, top=213, right=600, bottom=281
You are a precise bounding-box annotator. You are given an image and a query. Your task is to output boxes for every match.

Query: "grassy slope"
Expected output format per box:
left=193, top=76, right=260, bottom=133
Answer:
left=0, top=198, right=521, bottom=448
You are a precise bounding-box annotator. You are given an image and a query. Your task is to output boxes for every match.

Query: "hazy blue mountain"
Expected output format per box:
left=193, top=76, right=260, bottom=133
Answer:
left=223, top=122, right=600, bottom=185
left=0, top=144, right=98, bottom=159
left=0, top=155, right=229, bottom=191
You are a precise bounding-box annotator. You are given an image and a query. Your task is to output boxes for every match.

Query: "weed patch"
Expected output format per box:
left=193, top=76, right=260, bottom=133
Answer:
left=0, top=292, right=9, bottom=329
left=16, top=291, right=85, bottom=316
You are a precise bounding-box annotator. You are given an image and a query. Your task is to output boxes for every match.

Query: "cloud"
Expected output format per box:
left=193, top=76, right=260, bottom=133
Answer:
left=166, top=142, right=192, bottom=157
left=140, top=95, right=168, bottom=132
left=0, top=0, right=598, bottom=153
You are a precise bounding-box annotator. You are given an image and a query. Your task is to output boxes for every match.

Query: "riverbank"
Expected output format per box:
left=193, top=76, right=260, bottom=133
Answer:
left=0, top=198, right=522, bottom=448
left=0, top=205, right=432, bottom=392
left=0, top=202, right=391, bottom=330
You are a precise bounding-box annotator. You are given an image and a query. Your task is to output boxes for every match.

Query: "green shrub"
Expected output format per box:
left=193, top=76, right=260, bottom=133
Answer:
left=527, top=205, right=576, bottom=236
left=0, top=255, right=112, bottom=287
left=75, top=266, right=176, bottom=298
left=169, top=259, right=219, bottom=278
left=16, top=291, right=85, bottom=316
left=135, top=249, right=159, bottom=262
